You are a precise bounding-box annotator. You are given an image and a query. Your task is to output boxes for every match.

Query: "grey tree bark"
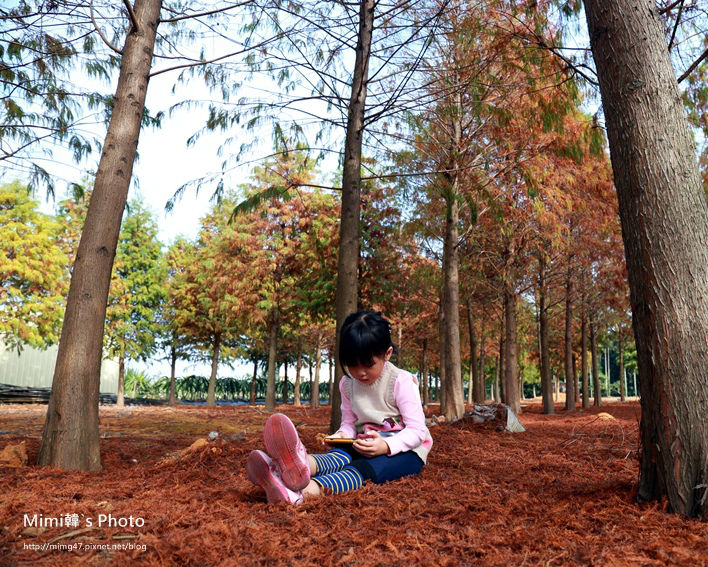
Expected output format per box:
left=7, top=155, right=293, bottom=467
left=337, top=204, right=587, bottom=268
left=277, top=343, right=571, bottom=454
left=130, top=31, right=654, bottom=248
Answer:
left=564, top=258, right=575, bottom=410
left=585, top=0, right=708, bottom=517
left=467, top=296, right=483, bottom=404
left=38, top=0, right=163, bottom=471
left=441, top=177, right=465, bottom=420
left=581, top=303, right=590, bottom=409
left=206, top=332, right=221, bottom=406
left=502, top=269, right=520, bottom=414
left=330, top=0, right=374, bottom=432
left=266, top=306, right=279, bottom=411
left=311, top=333, right=322, bottom=409
left=590, top=313, right=601, bottom=406
left=618, top=329, right=626, bottom=402
left=538, top=253, right=554, bottom=414
left=169, top=343, right=178, bottom=405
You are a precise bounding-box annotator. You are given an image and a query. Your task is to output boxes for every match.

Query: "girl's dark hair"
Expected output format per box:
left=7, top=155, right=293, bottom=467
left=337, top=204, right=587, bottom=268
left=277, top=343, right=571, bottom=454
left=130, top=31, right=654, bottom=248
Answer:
left=339, top=310, right=395, bottom=369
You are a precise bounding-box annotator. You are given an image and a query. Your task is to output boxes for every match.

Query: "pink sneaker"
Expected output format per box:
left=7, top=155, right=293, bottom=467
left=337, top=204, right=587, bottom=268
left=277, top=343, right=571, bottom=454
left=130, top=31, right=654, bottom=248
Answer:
left=246, top=450, right=303, bottom=505
left=263, top=413, right=311, bottom=491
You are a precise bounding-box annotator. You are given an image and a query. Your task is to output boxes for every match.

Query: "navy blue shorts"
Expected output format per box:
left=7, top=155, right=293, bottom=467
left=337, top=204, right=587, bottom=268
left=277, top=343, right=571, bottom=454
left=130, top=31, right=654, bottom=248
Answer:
left=339, top=446, right=424, bottom=484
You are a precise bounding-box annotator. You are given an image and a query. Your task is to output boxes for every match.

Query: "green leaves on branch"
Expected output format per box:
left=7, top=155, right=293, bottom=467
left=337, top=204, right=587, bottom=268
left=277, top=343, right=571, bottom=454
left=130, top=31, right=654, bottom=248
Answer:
left=0, top=181, right=68, bottom=351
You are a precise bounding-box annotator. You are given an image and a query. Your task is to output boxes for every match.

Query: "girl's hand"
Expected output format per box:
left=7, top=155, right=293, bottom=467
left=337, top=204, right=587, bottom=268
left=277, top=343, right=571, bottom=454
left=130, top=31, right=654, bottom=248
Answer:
left=317, top=430, right=348, bottom=446
left=353, top=431, right=389, bottom=457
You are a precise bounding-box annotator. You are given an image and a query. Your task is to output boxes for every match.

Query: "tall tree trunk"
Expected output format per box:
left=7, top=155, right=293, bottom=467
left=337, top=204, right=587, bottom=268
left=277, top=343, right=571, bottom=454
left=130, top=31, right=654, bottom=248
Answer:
left=38, top=0, right=163, bottom=471
left=206, top=332, right=220, bottom=406
left=116, top=351, right=125, bottom=408
left=266, top=306, right=279, bottom=411
left=586, top=0, right=708, bottom=517
left=618, top=329, right=626, bottom=403
left=168, top=343, right=177, bottom=405
left=282, top=360, right=289, bottom=404
left=478, top=318, right=486, bottom=400
left=438, top=301, right=447, bottom=409
left=312, top=334, right=322, bottom=408
left=328, top=352, right=333, bottom=405
left=553, top=373, right=559, bottom=402
left=538, top=254, right=553, bottom=414
left=502, top=273, right=520, bottom=414
left=564, top=258, right=575, bottom=411
left=397, top=326, right=403, bottom=364
left=331, top=0, right=375, bottom=433
left=467, top=296, right=482, bottom=404
left=581, top=306, right=589, bottom=409
left=440, top=92, right=466, bottom=422
left=572, top=352, right=579, bottom=403
left=294, top=342, right=302, bottom=406
left=497, top=319, right=505, bottom=403
left=250, top=357, right=258, bottom=405
left=633, top=372, right=637, bottom=398
left=605, top=346, right=611, bottom=395
left=421, top=338, right=429, bottom=406
left=590, top=314, right=601, bottom=407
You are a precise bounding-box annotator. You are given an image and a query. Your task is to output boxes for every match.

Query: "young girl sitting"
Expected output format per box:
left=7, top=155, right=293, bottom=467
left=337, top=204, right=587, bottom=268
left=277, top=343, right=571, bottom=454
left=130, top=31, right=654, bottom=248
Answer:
left=246, top=310, right=433, bottom=504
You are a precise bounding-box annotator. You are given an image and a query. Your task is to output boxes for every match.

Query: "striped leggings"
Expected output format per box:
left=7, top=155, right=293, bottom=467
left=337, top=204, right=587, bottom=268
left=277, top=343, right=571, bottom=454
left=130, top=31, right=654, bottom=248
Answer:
left=310, top=449, right=364, bottom=494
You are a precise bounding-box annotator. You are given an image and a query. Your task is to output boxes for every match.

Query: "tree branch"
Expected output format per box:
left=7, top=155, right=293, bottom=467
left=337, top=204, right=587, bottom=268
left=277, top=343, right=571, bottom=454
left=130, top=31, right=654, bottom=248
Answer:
left=123, top=0, right=139, bottom=32
left=90, top=0, right=122, bottom=55
left=158, top=2, right=252, bottom=24
left=667, top=0, right=684, bottom=50
left=149, top=33, right=285, bottom=77
left=659, top=0, right=685, bottom=15
left=678, top=43, right=708, bottom=83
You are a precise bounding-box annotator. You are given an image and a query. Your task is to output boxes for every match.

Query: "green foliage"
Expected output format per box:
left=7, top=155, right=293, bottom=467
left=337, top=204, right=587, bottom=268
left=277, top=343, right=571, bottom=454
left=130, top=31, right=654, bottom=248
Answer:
left=105, top=200, right=168, bottom=363
left=124, top=368, right=153, bottom=398
left=0, top=2, right=122, bottom=195
left=230, top=184, right=292, bottom=219
left=0, top=181, right=68, bottom=350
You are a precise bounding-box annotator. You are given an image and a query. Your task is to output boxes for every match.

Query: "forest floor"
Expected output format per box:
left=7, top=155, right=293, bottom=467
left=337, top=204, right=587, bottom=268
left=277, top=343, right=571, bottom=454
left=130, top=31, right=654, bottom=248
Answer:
left=0, top=401, right=706, bottom=567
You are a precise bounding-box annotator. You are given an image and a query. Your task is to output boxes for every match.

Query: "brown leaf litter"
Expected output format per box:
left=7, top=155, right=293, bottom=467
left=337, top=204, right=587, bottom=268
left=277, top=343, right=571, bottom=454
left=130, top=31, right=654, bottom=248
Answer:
left=0, top=402, right=705, bottom=566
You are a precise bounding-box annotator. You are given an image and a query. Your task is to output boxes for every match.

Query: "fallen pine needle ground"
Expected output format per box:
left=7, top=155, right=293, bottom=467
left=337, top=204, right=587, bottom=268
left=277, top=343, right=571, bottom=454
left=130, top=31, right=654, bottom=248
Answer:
left=0, top=401, right=705, bottom=567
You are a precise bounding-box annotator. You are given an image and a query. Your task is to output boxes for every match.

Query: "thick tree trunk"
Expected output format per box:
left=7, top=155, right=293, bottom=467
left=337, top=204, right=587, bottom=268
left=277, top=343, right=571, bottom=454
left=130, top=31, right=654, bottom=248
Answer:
left=590, top=314, right=601, bottom=406
left=266, top=306, right=279, bottom=411
left=439, top=94, right=466, bottom=422
left=538, top=254, right=554, bottom=414
left=38, top=0, right=162, bottom=471
left=586, top=0, right=708, bottom=516
left=502, top=275, right=520, bottom=414
left=564, top=259, right=575, bottom=410
left=206, top=332, right=220, bottom=406
left=331, top=0, right=374, bottom=433
left=441, top=196, right=464, bottom=419
left=116, top=353, right=125, bottom=408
